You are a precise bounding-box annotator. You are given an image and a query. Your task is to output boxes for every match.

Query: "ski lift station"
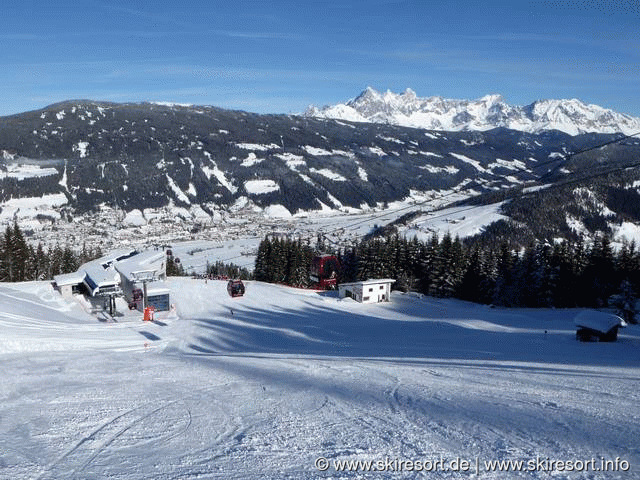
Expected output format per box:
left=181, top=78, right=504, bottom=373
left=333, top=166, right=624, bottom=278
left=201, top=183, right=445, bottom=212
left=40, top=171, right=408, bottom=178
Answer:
left=53, top=248, right=170, bottom=312
left=338, top=279, right=395, bottom=304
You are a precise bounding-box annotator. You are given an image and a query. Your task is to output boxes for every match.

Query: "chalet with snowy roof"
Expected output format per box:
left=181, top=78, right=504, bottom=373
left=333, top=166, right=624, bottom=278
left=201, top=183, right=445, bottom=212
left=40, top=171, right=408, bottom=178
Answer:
left=52, top=271, right=87, bottom=298
left=574, top=311, right=625, bottom=342
left=338, top=279, right=394, bottom=303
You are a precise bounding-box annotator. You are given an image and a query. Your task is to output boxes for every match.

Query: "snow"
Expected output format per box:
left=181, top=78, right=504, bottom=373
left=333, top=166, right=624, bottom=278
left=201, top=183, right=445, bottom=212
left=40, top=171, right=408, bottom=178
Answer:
left=307, top=103, right=367, bottom=123
left=400, top=202, right=508, bottom=240
left=449, top=152, right=488, bottom=173
left=239, top=152, right=264, bottom=167
left=1, top=279, right=639, bottom=479
left=573, top=187, right=616, bottom=216
left=167, top=238, right=259, bottom=273
left=368, top=146, right=387, bottom=156
left=263, top=204, right=292, bottom=218
left=303, top=145, right=333, bottom=156
left=244, top=179, right=280, bottom=195
left=308, top=87, right=640, bottom=135
left=419, top=164, right=460, bottom=174
left=488, top=158, right=527, bottom=171
left=0, top=164, right=58, bottom=180
left=275, top=152, right=306, bottom=170
left=420, top=151, right=443, bottom=158
left=613, top=221, right=640, bottom=245
left=326, top=192, right=343, bottom=208
left=574, top=311, right=624, bottom=333
left=504, top=175, right=522, bottom=184
left=357, top=165, right=368, bottom=181
left=235, top=143, right=280, bottom=151
left=74, top=141, right=89, bottom=158
left=377, top=135, right=404, bottom=144
left=165, top=174, right=190, bottom=204
left=332, top=119, right=356, bottom=128
left=201, top=164, right=238, bottom=194
left=58, top=162, right=68, bottom=190
left=0, top=193, right=68, bottom=222
left=309, top=167, right=347, bottom=181
left=151, top=101, right=193, bottom=107
left=123, top=209, right=146, bottom=227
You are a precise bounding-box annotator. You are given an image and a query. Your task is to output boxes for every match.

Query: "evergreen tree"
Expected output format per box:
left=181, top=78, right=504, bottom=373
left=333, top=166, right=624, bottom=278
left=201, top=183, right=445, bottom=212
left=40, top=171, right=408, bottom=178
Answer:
left=254, top=236, right=272, bottom=282
left=493, top=242, right=517, bottom=306
left=33, top=243, right=50, bottom=280
left=609, top=279, right=638, bottom=324
left=270, top=238, right=286, bottom=283
left=0, top=226, right=11, bottom=282
left=340, top=246, right=359, bottom=283
left=458, top=246, right=484, bottom=303
left=166, top=256, right=184, bottom=276
left=61, top=246, right=79, bottom=274
left=10, top=222, right=30, bottom=281
left=48, top=244, right=63, bottom=278
left=25, top=244, right=38, bottom=281
left=418, top=234, right=438, bottom=294
left=584, top=235, right=616, bottom=307
left=288, top=239, right=311, bottom=288
left=430, top=233, right=458, bottom=298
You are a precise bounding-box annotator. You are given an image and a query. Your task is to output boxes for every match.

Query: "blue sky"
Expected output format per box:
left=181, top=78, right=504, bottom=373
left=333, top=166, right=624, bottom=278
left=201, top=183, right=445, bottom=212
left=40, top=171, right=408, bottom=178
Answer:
left=1, top=0, right=639, bottom=116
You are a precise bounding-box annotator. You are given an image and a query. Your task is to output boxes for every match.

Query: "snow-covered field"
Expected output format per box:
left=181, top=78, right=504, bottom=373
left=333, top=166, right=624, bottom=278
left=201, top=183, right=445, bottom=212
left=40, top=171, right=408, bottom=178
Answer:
left=398, top=203, right=508, bottom=241
left=1, top=279, right=639, bottom=479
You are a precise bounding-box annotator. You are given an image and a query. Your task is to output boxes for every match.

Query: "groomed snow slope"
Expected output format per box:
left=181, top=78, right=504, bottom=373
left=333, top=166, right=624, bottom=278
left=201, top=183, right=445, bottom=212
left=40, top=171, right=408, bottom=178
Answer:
left=1, top=280, right=639, bottom=479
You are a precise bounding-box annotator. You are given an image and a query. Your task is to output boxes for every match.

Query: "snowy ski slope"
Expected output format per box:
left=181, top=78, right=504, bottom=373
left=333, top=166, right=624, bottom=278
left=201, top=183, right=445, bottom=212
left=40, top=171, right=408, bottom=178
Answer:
left=1, top=279, right=639, bottom=479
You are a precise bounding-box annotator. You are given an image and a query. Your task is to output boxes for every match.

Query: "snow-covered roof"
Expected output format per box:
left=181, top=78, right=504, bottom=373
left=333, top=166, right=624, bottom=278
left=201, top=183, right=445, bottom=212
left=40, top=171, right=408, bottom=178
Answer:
left=86, top=248, right=137, bottom=269
left=339, top=279, right=396, bottom=287
left=574, top=311, right=625, bottom=333
left=83, top=261, right=121, bottom=287
left=115, top=249, right=166, bottom=281
left=53, top=271, right=86, bottom=286
left=146, top=281, right=170, bottom=296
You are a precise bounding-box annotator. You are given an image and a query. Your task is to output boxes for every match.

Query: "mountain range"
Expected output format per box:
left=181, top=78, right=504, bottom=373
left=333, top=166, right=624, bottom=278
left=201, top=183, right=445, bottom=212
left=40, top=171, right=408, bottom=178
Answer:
left=306, top=87, right=640, bottom=136
left=0, top=99, right=639, bottom=247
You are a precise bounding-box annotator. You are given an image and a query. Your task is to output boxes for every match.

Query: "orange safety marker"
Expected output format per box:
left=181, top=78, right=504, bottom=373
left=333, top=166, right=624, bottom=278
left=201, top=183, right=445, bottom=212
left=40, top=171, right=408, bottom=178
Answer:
left=143, top=306, right=155, bottom=321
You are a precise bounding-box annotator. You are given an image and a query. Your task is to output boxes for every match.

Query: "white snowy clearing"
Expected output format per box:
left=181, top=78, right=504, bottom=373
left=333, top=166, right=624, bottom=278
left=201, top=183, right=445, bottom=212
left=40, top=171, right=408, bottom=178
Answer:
left=399, top=203, right=509, bottom=241
left=1, top=279, right=639, bottom=479
left=244, top=179, right=280, bottom=195
left=0, top=164, right=59, bottom=180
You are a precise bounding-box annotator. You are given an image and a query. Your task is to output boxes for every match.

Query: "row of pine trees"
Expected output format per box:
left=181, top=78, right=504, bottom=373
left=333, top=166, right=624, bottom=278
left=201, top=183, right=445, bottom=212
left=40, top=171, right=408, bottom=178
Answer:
left=0, top=222, right=101, bottom=282
left=254, top=233, right=639, bottom=322
left=254, top=236, right=314, bottom=287
left=206, top=260, right=252, bottom=280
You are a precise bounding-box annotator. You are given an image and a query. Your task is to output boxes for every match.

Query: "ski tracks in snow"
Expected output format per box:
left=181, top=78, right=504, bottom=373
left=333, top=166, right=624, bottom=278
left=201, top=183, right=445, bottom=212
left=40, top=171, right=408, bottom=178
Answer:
left=37, top=400, right=192, bottom=480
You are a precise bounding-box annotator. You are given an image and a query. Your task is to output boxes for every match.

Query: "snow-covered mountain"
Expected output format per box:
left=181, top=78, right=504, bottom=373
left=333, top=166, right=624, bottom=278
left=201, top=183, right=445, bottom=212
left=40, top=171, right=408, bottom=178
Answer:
left=1, top=99, right=640, bottom=250
left=306, top=87, right=640, bottom=136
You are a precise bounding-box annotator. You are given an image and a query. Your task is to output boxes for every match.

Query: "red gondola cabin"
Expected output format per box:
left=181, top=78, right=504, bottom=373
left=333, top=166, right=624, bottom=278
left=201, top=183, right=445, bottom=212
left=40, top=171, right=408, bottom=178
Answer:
left=227, top=279, right=245, bottom=297
left=310, top=255, right=340, bottom=289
